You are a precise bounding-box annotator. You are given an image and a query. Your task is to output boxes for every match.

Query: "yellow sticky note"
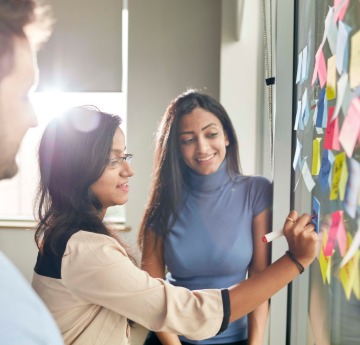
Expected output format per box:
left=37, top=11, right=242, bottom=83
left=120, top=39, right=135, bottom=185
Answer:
left=339, top=158, right=348, bottom=201
left=340, top=255, right=355, bottom=300
left=350, top=30, right=360, bottom=89
left=353, top=251, right=360, bottom=300
left=312, top=138, right=322, bottom=175
left=330, top=152, right=346, bottom=200
left=327, top=55, right=337, bottom=99
left=319, top=248, right=332, bottom=284
left=319, top=231, right=331, bottom=284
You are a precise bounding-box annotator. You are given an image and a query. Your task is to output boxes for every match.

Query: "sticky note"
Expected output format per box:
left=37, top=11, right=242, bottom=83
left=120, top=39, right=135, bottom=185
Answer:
left=333, top=73, right=349, bottom=120
left=336, top=213, right=347, bottom=257
left=338, top=98, right=360, bottom=157
left=301, top=159, right=316, bottom=192
left=344, top=159, right=360, bottom=218
left=330, top=152, right=346, bottom=200
left=316, top=88, right=326, bottom=127
left=340, top=222, right=360, bottom=268
left=302, top=89, right=310, bottom=127
left=294, top=100, right=302, bottom=130
left=339, top=232, right=357, bottom=300
left=318, top=49, right=328, bottom=88
left=296, top=50, right=302, bottom=84
left=350, top=30, right=360, bottom=89
left=353, top=251, right=360, bottom=300
left=336, top=21, right=352, bottom=74
left=334, top=0, right=350, bottom=23
left=301, top=46, right=309, bottom=82
left=320, top=232, right=331, bottom=283
left=324, top=211, right=341, bottom=256
left=325, top=7, right=338, bottom=55
left=293, top=138, right=302, bottom=171
left=319, top=150, right=332, bottom=194
left=324, top=107, right=341, bottom=151
left=312, top=138, right=322, bottom=175
left=326, top=55, right=337, bottom=100
left=339, top=157, right=348, bottom=201
left=340, top=252, right=356, bottom=300
left=312, top=196, right=320, bottom=233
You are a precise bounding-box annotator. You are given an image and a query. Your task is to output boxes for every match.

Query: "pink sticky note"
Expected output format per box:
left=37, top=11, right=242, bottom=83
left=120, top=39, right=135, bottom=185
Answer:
left=311, top=63, right=319, bottom=86
left=336, top=211, right=348, bottom=256
left=324, top=107, right=341, bottom=150
left=318, top=50, right=327, bottom=88
left=339, top=98, right=360, bottom=157
left=324, top=212, right=341, bottom=256
left=334, top=0, right=350, bottom=23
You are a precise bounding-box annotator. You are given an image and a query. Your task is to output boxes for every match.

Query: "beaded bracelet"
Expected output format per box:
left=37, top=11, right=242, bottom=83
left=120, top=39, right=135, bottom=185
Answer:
left=286, top=250, right=305, bottom=274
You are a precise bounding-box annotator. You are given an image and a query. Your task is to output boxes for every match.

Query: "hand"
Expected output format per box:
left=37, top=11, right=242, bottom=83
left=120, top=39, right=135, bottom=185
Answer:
left=282, top=210, right=318, bottom=268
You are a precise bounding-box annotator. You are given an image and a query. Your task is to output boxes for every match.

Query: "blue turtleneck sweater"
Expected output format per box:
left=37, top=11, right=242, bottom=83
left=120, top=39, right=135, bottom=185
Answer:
left=162, top=159, right=272, bottom=344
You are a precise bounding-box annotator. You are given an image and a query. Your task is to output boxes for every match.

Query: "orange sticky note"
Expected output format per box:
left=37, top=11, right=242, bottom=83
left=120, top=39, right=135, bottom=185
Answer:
left=326, top=55, right=337, bottom=100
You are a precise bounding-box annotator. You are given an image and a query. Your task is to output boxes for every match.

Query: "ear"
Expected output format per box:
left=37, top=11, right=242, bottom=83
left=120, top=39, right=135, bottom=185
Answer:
left=225, top=132, right=230, bottom=147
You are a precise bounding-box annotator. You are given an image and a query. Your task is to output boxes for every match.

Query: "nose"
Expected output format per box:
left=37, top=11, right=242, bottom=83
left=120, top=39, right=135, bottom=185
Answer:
left=197, top=136, right=209, bottom=153
left=120, top=161, right=135, bottom=177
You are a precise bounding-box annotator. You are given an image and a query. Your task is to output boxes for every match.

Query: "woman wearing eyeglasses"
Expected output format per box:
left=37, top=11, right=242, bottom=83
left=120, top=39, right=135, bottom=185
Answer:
left=32, top=106, right=318, bottom=345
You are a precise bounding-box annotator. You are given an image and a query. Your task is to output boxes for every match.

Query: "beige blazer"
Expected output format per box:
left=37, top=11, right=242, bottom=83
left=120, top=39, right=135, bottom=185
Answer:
left=32, top=231, right=226, bottom=345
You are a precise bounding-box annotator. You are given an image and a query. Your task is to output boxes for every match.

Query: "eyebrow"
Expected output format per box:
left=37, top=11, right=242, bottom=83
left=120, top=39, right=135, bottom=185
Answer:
left=111, top=148, right=126, bottom=154
left=179, top=123, right=219, bottom=135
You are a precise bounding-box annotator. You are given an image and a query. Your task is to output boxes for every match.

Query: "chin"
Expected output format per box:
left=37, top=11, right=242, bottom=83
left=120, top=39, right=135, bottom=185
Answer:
left=0, top=162, right=18, bottom=180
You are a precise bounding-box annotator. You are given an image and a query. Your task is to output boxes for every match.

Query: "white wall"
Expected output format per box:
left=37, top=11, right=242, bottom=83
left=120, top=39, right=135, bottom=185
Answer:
left=220, top=0, right=266, bottom=176
left=0, top=0, right=222, bottom=275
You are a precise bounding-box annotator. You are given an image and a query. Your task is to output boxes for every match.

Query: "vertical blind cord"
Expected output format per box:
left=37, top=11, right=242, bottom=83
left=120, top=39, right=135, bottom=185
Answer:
left=261, top=2, right=274, bottom=343
left=261, top=0, right=275, bottom=178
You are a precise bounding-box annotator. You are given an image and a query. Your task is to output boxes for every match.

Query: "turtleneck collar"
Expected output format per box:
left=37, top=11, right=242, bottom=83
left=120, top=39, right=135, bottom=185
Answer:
left=186, top=158, right=231, bottom=193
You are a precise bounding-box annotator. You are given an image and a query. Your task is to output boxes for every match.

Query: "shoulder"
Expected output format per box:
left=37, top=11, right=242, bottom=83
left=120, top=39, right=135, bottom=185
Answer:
left=65, top=231, right=129, bottom=264
left=232, top=174, right=272, bottom=189
left=0, top=253, right=63, bottom=344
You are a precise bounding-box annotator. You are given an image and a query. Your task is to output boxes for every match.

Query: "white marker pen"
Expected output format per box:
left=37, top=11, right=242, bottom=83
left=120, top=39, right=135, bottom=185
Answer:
left=262, top=230, right=283, bottom=243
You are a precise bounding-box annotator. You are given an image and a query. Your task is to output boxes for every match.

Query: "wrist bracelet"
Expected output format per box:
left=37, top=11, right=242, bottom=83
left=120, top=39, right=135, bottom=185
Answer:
left=286, top=250, right=305, bottom=274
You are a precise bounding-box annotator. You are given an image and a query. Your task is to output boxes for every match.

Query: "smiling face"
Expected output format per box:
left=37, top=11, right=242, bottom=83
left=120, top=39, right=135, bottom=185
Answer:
left=90, top=128, right=134, bottom=214
left=178, top=107, right=229, bottom=175
left=0, top=37, right=38, bottom=179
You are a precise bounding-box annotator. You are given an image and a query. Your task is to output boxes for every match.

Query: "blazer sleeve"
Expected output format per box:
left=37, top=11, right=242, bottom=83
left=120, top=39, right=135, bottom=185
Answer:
left=61, top=231, right=228, bottom=341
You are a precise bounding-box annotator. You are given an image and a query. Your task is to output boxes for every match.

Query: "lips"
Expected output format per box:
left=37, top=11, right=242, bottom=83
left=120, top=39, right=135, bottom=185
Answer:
left=196, top=153, right=215, bottom=162
left=117, top=183, right=129, bottom=192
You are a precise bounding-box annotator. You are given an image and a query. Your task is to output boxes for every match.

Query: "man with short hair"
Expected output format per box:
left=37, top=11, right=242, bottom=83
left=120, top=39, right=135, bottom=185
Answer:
left=0, top=0, right=63, bottom=343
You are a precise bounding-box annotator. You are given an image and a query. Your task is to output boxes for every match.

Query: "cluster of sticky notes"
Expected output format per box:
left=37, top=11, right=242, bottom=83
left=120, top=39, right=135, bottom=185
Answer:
left=294, top=1, right=360, bottom=301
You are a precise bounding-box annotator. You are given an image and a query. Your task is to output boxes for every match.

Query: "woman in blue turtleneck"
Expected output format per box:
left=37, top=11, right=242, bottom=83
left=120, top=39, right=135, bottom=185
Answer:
left=138, top=90, right=272, bottom=345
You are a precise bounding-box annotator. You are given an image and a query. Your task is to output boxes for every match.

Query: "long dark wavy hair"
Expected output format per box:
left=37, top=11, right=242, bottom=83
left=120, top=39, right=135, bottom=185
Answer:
left=138, top=89, right=241, bottom=248
left=34, top=106, right=123, bottom=256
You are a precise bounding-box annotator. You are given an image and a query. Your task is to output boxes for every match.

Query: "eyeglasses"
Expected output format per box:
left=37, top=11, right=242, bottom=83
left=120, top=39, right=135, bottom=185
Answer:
left=107, top=154, right=133, bottom=169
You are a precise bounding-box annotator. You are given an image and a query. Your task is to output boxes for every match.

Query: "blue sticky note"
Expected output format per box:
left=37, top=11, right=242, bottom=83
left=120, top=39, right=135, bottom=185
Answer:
left=302, top=89, right=310, bottom=127
left=312, top=196, right=320, bottom=233
left=316, top=88, right=326, bottom=128
left=319, top=150, right=331, bottom=194
left=322, top=96, right=328, bottom=128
